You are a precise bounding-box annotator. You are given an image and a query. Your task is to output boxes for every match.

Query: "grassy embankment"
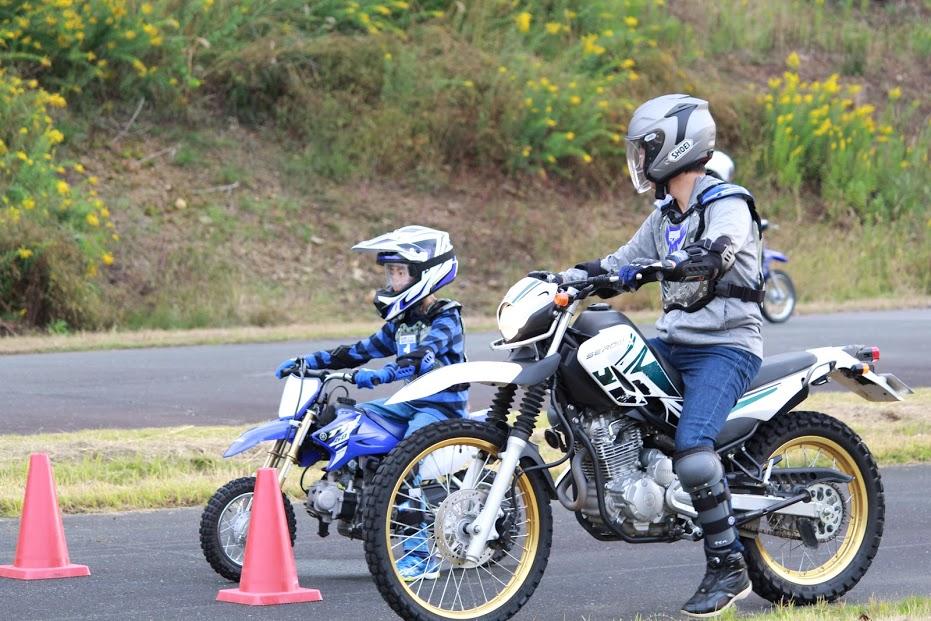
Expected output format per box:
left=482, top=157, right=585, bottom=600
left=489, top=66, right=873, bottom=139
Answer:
left=0, top=0, right=927, bottom=336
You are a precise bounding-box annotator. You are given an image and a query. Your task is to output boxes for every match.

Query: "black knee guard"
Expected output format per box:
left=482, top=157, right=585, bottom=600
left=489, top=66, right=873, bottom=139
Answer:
left=675, top=447, right=739, bottom=552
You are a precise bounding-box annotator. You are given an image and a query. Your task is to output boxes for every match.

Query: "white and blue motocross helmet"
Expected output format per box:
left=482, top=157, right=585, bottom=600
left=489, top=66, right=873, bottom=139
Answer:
left=352, top=225, right=458, bottom=321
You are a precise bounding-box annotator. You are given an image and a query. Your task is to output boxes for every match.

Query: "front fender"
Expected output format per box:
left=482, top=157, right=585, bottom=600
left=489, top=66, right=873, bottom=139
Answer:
left=764, top=248, right=788, bottom=263
left=385, top=355, right=560, bottom=406
left=224, top=419, right=295, bottom=458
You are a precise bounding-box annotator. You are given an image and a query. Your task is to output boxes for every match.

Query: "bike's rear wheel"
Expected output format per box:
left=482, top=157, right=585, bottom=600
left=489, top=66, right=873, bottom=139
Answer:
left=761, top=270, right=796, bottom=323
left=363, top=420, right=553, bottom=621
left=741, top=411, right=884, bottom=604
left=199, top=476, right=297, bottom=581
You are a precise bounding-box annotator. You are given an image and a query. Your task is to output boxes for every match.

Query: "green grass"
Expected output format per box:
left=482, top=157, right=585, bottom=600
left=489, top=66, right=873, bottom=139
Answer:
left=1, top=389, right=928, bottom=518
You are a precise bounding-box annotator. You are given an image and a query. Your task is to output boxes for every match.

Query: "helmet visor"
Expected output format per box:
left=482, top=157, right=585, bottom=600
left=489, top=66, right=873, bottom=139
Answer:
left=625, top=130, right=665, bottom=194
left=384, top=263, right=413, bottom=293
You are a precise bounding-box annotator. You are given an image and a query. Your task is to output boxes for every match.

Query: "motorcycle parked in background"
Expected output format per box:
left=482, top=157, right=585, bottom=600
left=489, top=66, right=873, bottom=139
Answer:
left=760, top=219, right=796, bottom=323
left=706, top=151, right=796, bottom=324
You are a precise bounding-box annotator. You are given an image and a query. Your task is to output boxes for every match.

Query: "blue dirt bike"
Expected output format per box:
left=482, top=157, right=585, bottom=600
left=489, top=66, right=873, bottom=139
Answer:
left=760, top=219, right=796, bottom=323
left=198, top=365, right=482, bottom=581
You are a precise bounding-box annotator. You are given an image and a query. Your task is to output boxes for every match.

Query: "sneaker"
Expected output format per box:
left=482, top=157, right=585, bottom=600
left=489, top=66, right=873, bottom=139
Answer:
left=396, top=553, right=441, bottom=582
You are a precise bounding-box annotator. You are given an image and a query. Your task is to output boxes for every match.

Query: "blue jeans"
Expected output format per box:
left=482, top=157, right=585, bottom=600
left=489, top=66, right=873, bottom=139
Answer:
left=648, top=339, right=762, bottom=453
left=362, top=399, right=444, bottom=557
left=361, top=398, right=447, bottom=440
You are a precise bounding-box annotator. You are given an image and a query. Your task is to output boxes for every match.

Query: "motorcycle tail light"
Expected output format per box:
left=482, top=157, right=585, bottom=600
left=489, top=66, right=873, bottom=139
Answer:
left=857, top=346, right=880, bottom=363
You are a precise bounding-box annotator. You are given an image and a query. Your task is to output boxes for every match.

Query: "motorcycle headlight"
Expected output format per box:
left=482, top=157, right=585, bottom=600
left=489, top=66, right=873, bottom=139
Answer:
left=497, top=302, right=523, bottom=341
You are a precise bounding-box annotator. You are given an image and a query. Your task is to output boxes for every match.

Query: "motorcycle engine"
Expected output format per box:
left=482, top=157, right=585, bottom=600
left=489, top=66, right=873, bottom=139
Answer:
left=306, top=467, right=360, bottom=537
left=576, top=413, right=678, bottom=535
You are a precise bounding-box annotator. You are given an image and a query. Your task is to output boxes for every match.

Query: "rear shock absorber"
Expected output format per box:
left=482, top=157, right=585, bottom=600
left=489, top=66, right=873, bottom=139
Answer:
left=486, top=384, right=517, bottom=433
left=513, top=383, right=547, bottom=441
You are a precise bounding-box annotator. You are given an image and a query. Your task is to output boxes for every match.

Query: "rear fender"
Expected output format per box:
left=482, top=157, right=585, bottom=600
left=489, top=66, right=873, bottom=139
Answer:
left=764, top=248, right=789, bottom=264
left=808, top=346, right=913, bottom=402
left=223, top=418, right=296, bottom=458
left=385, top=355, right=560, bottom=406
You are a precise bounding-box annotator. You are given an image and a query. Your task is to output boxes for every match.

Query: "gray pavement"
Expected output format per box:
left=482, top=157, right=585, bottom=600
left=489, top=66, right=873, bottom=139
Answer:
left=1, top=309, right=928, bottom=435
left=1, top=464, right=928, bottom=620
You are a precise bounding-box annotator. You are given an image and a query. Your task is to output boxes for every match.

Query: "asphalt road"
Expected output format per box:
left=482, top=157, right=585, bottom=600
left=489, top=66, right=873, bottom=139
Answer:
left=1, top=464, right=928, bottom=620
left=1, top=309, right=928, bottom=434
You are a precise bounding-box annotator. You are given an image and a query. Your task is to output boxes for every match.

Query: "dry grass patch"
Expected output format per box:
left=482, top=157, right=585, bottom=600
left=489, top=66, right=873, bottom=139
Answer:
left=0, top=390, right=926, bottom=518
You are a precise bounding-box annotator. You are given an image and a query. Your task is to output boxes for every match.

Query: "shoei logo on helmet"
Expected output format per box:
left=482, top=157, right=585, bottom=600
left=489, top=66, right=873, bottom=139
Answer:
left=667, top=139, right=693, bottom=163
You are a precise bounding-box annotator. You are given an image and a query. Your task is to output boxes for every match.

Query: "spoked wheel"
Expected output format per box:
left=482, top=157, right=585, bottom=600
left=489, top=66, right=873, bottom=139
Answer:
left=761, top=270, right=796, bottom=323
left=199, top=476, right=297, bottom=581
left=741, top=411, right=884, bottom=604
left=363, top=420, right=553, bottom=621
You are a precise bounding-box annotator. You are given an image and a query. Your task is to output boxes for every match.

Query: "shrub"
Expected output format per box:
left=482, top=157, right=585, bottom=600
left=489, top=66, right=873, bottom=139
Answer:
left=759, top=54, right=929, bottom=222
left=0, top=69, right=115, bottom=328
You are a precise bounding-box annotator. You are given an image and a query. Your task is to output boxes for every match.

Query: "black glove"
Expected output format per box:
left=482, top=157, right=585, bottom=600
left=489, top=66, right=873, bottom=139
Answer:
left=527, top=271, right=563, bottom=284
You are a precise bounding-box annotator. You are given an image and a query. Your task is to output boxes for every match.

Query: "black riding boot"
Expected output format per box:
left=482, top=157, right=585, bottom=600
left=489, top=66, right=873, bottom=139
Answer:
left=681, top=549, right=752, bottom=617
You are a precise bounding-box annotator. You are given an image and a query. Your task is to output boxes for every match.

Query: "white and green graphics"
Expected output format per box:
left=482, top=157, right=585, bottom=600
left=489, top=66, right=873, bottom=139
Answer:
left=577, top=325, right=682, bottom=406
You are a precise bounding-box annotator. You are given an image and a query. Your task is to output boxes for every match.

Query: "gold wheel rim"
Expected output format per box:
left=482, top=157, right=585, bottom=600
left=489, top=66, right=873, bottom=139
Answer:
left=754, top=435, right=868, bottom=584
left=384, top=437, right=541, bottom=619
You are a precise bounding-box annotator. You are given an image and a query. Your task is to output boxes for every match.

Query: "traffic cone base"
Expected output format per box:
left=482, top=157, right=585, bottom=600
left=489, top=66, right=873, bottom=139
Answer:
left=0, top=563, right=90, bottom=581
left=0, top=453, right=90, bottom=581
left=215, top=467, right=322, bottom=606
left=216, top=586, right=322, bottom=606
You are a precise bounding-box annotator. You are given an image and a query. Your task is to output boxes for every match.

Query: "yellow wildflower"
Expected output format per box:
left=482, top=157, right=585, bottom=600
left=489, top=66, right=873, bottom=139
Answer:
left=498, top=66, right=507, bottom=74
left=545, top=22, right=561, bottom=35
left=17, top=247, right=33, bottom=260
left=582, top=153, right=593, bottom=164
left=620, top=58, right=635, bottom=70
left=23, top=197, right=35, bottom=210
left=463, top=80, right=474, bottom=88
left=102, top=252, right=114, bottom=266
left=124, top=30, right=136, bottom=40
left=374, top=5, right=391, bottom=16
left=521, top=146, right=531, bottom=157
left=142, top=3, right=153, bottom=14
left=785, top=51, right=800, bottom=69
left=569, top=95, right=581, bottom=106
left=88, top=176, right=99, bottom=185
left=74, top=163, right=85, bottom=174
left=515, top=12, right=531, bottom=33
left=565, top=132, right=575, bottom=141
left=624, top=16, right=638, bottom=28
left=46, top=93, right=67, bottom=108
left=86, top=212, right=100, bottom=227
left=57, top=180, right=70, bottom=195
left=888, top=87, right=902, bottom=101
left=545, top=118, right=557, bottom=127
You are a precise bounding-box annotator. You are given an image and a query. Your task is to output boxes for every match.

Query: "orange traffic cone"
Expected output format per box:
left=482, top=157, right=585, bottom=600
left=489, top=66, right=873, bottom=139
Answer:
left=216, top=467, right=322, bottom=605
left=0, top=453, right=90, bottom=580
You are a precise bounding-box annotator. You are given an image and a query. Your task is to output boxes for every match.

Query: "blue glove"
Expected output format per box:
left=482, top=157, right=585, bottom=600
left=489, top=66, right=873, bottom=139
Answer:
left=618, top=264, right=644, bottom=291
left=354, top=367, right=397, bottom=389
left=619, top=257, right=658, bottom=291
left=275, top=357, right=303, bottom=379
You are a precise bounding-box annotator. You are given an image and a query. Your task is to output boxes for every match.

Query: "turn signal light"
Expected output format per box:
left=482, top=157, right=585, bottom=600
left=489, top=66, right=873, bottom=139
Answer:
left=554, top=292, right=570, bottom=307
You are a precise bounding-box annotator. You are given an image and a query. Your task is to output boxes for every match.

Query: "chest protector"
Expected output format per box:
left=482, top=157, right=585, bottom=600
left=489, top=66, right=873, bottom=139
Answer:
left=652, top=183, right=764, bottom=313
left=393, top=299, right=463, bottom=358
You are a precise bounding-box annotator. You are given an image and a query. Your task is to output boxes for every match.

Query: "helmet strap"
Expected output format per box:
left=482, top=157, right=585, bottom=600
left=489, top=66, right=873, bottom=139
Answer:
left=654, top=183, right=667, bottom=200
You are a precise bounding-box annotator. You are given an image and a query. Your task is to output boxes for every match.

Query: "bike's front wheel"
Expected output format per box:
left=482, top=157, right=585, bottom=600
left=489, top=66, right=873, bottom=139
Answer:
left=199, top=476, right=297, bottom=581
left=761, top=269, right=796, bottom=323
left=363, top=420, right=553, bottom=621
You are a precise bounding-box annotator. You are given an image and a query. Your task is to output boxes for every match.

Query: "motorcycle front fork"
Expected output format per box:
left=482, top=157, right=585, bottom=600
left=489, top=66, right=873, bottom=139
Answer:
left=263, top=413, right=317, bottom=488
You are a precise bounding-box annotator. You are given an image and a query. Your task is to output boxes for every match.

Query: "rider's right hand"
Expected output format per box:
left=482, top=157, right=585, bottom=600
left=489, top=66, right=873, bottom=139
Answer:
left=526, top=270, right=563, bottom=284
left=274, top=357, right=304, bottom=379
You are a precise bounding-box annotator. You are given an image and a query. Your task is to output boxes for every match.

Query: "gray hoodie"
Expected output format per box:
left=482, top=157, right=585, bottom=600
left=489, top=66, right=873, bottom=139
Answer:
left=572, top=176, right=763, bottom=358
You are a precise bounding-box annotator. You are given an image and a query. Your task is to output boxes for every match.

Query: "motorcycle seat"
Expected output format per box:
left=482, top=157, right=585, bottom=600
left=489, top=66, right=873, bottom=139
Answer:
left=748, top=351, right=817, bottom=391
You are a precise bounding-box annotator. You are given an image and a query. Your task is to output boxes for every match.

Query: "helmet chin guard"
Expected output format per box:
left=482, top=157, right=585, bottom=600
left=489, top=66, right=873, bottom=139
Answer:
left=352, top=226, right=458, bottom=320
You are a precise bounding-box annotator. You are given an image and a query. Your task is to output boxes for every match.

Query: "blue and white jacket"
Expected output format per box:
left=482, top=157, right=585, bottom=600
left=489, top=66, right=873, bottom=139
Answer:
left=307, top=300, right=467, bottom=419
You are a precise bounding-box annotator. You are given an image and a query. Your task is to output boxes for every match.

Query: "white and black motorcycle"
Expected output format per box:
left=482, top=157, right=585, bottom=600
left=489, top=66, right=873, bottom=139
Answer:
left=361, top=271, right=911, bottom=621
